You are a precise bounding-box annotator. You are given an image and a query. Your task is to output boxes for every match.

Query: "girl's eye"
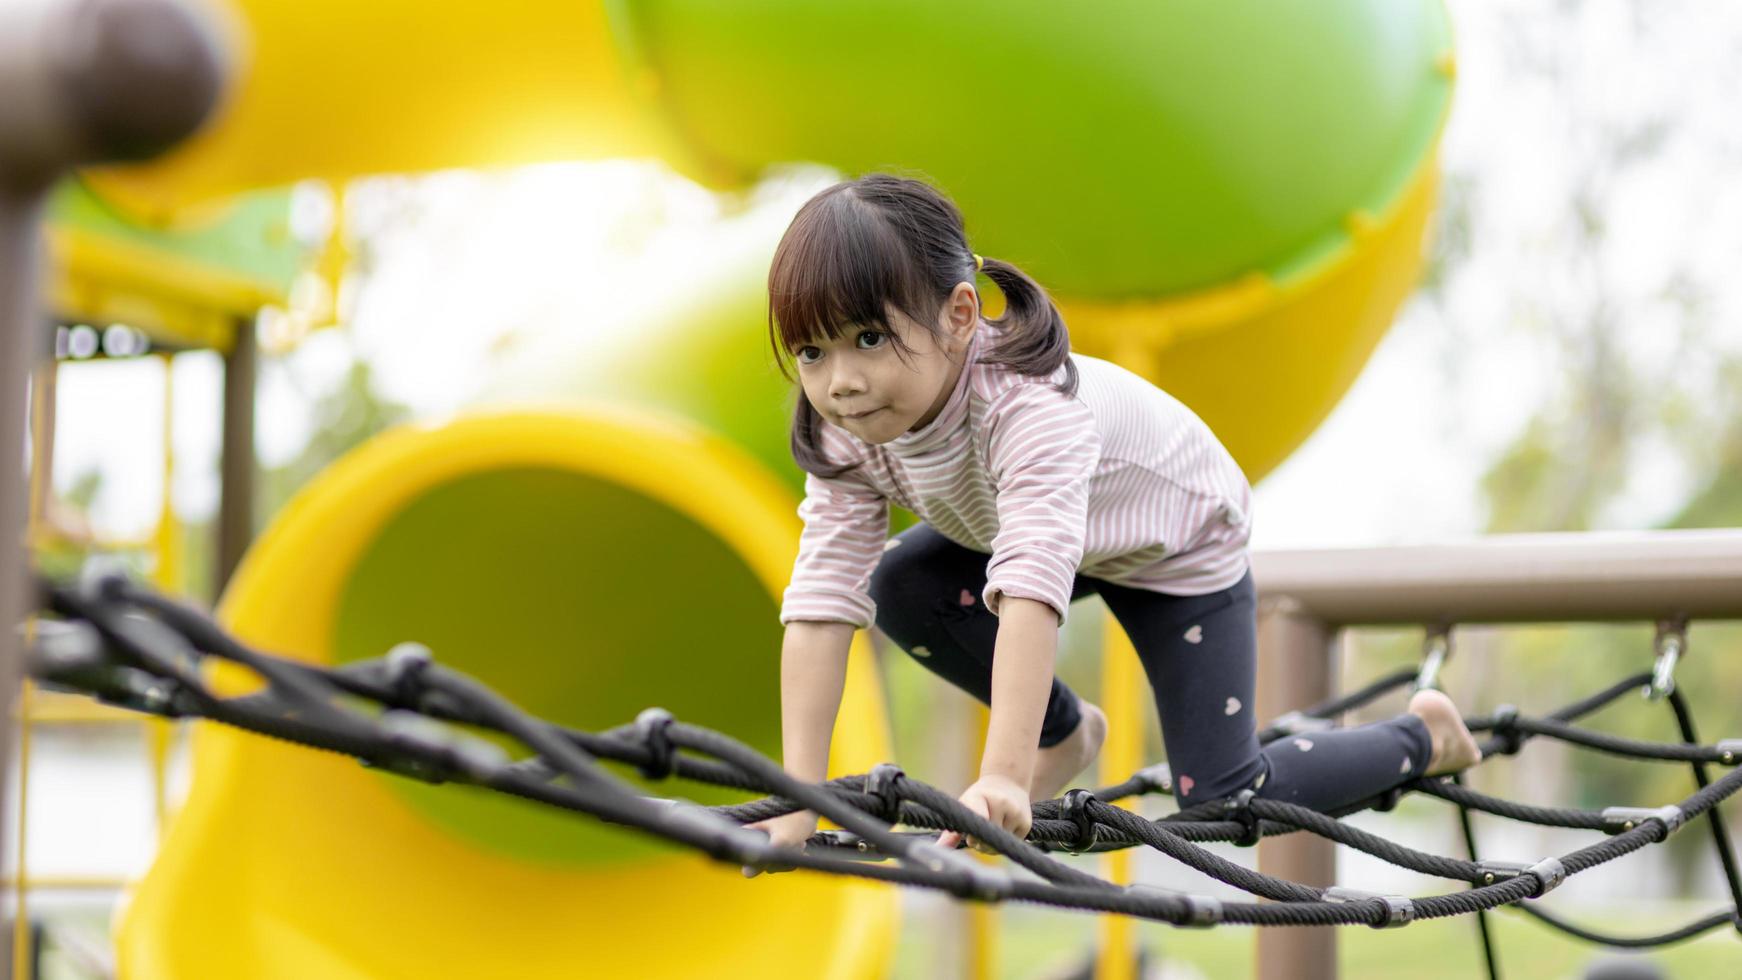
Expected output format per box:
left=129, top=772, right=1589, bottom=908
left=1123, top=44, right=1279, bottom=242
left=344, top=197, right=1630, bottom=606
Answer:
left=795, top=346, right=823, bottom=364
left=856, top=330, right=886, bottom=350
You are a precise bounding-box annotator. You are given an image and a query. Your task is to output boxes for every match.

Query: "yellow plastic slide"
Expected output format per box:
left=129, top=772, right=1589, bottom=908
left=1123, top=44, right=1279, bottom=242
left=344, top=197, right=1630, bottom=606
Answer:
left=117, top=410, right=897, bottom=978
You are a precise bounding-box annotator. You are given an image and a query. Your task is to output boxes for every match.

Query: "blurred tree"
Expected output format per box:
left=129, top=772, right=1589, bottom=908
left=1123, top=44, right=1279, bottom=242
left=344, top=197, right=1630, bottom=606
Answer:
left=257, top=352, right=410, bottom=520
left=1419, top=0, right=1742, bottom=889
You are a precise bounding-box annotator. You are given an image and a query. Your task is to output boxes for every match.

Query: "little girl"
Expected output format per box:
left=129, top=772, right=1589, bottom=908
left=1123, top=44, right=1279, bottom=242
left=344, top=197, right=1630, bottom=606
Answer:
left=755, top=173, right=1480, bottom=853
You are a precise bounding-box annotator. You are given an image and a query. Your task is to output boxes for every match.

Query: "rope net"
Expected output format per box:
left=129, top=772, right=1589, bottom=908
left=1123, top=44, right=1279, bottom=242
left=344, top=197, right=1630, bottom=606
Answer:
left=27, top=574, right=1742, bottom=949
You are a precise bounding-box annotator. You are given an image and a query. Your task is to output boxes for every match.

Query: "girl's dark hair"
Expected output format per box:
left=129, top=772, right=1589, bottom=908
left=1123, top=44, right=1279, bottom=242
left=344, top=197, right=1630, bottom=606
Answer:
left=767, top=173, right=1076, bottom=478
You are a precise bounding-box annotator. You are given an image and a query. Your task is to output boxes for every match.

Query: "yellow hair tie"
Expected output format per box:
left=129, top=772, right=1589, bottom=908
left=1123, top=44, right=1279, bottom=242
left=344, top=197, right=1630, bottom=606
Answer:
left=973, top=253, right=984, bottom=272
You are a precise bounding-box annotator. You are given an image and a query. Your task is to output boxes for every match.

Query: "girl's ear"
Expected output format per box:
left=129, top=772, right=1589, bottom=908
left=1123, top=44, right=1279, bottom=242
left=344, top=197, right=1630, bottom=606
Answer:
left=943, top=281, right=980, bottom=348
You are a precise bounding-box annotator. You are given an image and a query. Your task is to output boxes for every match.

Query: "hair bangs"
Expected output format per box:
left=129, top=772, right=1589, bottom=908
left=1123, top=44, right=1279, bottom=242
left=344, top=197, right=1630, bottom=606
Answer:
left=767, top=185, right=932, bottom=373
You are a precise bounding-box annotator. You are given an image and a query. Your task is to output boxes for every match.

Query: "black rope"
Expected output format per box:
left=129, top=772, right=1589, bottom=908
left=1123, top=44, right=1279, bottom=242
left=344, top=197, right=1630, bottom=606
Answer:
left=23, top=573, right=1742, bottom=951
left=1514, top=904, right=1738, bottom=948
left=1411, top=777, right=1610, bottom=831
left=1255, top=666, right=1421, bottom=744
left=1466, top=712, right=1738, bottom=764
left=1667, top=688, right=1742, bottom=915
left=1450, top=771, right=1501, bottom=980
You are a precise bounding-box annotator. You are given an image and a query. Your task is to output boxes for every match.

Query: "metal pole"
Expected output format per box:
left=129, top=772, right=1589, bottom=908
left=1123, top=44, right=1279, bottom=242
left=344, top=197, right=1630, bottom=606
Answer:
left=1095, top=610, right=1145, bottom=979
left=217, top=315, right=257, bottom=598
left=0, top=3, right=228, bottom=973
left=0, top=185, right=46, bottom=980
left=1252, top=529, right=1742, bottom=626
left=1253, top=595, right=1337, bottom=980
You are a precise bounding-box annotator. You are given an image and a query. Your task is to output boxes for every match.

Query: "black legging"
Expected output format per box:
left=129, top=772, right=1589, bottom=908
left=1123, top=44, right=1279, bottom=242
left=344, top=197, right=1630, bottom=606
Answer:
left=869, top=524, right=1432, bottom=810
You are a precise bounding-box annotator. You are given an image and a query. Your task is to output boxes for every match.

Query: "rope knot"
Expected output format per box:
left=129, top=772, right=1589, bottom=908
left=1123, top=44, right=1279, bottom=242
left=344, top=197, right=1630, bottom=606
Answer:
left=384, top=642, right=434, bottom=708
left=1060, top=788, right=1099, bottom=852
left=1222, top=789, right=1261, bottom=847
left=1490, top=703, right=1524, bottom=756
left=633, top=707, right=676, bottom=780
left=864, top=763, right=905, bottom=823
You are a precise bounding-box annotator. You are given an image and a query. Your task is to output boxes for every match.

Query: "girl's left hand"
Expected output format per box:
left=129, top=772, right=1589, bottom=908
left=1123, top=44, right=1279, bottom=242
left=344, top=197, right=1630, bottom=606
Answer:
left=938, top=774, right=1032, bottom=851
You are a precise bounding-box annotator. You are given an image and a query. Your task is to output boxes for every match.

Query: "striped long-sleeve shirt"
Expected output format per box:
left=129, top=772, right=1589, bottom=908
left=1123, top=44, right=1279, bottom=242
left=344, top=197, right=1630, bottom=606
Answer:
left=780, top=325, right=1252, bottom=628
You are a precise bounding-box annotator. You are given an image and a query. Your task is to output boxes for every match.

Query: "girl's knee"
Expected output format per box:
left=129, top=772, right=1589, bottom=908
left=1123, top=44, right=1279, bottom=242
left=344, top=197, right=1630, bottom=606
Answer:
left=870, top=556, right=949, bottom=648
left=869, top=556, right=925, bottom=639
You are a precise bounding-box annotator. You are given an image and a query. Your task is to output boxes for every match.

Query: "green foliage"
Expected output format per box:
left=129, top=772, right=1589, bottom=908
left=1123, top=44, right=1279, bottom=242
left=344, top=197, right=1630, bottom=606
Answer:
left=258, top=353, right=410, bottom=522
left=1443, top=0, right=1742, bottom=817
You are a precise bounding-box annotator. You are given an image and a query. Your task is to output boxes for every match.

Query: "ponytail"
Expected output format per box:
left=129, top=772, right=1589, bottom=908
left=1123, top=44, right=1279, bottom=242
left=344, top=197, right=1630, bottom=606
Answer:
left=978, top=256, right=1078, bottom=398
left=789, top=394, right=854, bottom=480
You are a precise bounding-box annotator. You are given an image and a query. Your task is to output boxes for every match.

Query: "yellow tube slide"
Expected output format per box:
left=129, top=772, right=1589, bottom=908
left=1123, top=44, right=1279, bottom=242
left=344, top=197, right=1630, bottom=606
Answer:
left=117, top=409, right=896, bottom=978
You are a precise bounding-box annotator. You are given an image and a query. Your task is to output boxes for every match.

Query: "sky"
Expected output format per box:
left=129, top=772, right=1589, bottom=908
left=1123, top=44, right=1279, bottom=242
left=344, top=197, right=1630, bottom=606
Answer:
left=42, top=0, right=1742, bottom=553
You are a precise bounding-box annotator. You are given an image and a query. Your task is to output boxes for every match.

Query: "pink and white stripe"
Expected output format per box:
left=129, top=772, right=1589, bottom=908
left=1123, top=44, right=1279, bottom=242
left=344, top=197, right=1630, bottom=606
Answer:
left=780, top=326, right=1252, bottom=628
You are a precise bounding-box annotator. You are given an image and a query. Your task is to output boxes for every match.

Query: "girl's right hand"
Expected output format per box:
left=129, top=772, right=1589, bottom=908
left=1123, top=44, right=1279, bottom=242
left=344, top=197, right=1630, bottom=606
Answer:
left=742, top=809, right=819, bottom=878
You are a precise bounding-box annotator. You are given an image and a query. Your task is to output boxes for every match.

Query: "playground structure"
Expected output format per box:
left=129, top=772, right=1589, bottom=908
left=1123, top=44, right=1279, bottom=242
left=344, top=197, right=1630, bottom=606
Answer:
left=29, top=532, right=1742, bottom=980
left=11, top=1, right=1735, bottom=979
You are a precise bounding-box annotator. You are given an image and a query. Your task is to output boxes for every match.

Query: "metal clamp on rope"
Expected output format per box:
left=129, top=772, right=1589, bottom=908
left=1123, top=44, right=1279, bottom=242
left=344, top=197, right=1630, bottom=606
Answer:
left=1182, top=894, right=1223, bottom=927
left=665, top=800, right=771, bottom=866
left=864, top=763, right=905, bottom=822
left=373, top=710, right=509, bottom=783
left=1323, top=887, right=1415, bottom=928
left=1222, top=789, right=1261, bottom=847
left=1060, top=788, right=1099, bottom=852
left=117, top=677, right=190, bottom=718
left=1271, top=711, right=1334, bottom=737
left=923, top=843, right=1015, bottom=901
left=1525, top=857, right=1567, bottom=897
left=1489, top=703, right=1524, bottom=756
left=370, top=711, right=451, bottom=782
left=1472, top=860, right=1531, bottom=886
left=633, top=707, right=676, bottom=780
left=30, top=620, right=198, bottom=718
left=807, top=830, right=870, bottom=857
left=1715, top=740, right=1741, bottom=766
left=1124, top=884, right=1221, bottom=926
left=1135, top=762, right=1173, bottom=794
left=1601, top=805, right=1685, bottom=838
left=1414, top=629, right=1452, bottom=693
left=502, top=756, right=560, bottom=782
left=1647, top=621, right=1685, bottom=701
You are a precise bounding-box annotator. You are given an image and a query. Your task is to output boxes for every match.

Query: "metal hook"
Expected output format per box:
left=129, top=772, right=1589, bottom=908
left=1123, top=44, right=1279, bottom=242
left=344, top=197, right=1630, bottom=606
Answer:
left=1414, top=628, right=1452, bottom=693
left=1647, top=620, right=1686, bottom=701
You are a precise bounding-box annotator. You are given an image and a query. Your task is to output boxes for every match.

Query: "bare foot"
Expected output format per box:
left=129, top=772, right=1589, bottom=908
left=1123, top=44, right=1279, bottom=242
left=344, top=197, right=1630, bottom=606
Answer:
left=1030, top=703, right=1107, bottom=802
left=1408, top=689, right=1483, bottom=776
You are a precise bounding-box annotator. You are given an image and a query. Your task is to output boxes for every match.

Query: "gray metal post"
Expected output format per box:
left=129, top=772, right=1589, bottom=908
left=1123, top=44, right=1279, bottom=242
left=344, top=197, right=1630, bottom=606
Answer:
left=216, top=316, right=257, bottom=598
left=0, top=189, right=48, bottom=977
left=1253, top=595, right=1338, bottom=980
left=0, top=2, right=227, bottom=972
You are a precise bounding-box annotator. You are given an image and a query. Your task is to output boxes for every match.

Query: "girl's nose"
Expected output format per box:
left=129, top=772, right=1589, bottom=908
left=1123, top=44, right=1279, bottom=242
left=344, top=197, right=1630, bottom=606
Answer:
left=829, top=364, right=867, bottom=398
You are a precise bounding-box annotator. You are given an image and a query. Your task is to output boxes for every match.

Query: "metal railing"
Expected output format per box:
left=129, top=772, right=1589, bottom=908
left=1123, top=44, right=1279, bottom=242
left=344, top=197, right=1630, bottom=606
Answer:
left=1246, top=528, right=1742, bottom=979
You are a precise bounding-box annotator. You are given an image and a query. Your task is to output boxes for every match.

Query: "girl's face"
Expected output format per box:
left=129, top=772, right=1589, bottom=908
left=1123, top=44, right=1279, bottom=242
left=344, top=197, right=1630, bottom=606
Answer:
left=792, top=282, right=979, bottom=445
